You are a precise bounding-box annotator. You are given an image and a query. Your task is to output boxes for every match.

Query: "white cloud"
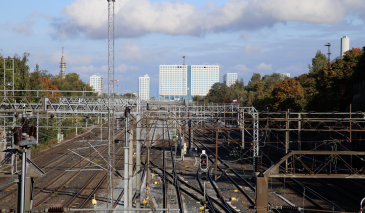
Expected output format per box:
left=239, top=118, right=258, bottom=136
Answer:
left=12, top=10, right=54, bottom=35
left=69, top=64, right=136, bottom=74
left=119, top=40, right=167, bottom=62
left=243, top=43, right=263, bottom=54
left=52, top=0, right=364, bottom=39
left=13, top=18, right=35, bottom=35
left=240, top=31, right=250, bottom=40
left=50, top=50, right=93, bottom=65
left=225, top=64, right=250, bottom=74
left=275, top=64, right=306, bottom=77
left=255, top=62, right=272, bottom=71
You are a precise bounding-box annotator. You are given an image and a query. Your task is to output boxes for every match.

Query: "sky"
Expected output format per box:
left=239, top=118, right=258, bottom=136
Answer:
left=1, top=0, right=364, bottom=98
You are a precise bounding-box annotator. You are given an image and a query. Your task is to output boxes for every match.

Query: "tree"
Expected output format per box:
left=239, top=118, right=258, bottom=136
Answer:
left=0, top=53, right=31, bottom=97
left=272, top=78, right=307, bottom=111
left=40, top=77, right=60, bottom=98
left=51, top=73, right=95, bottom=96
left=308, top=50, right=327, bottom=76
left=317, top=48, right=363, bottom=111
left=204, top=83, right=229, bottom=103
left=193, top=95, right=204, bottom=102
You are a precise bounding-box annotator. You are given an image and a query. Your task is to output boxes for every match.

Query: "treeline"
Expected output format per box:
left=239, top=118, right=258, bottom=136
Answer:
left=195, top=47, right=365, bottom=112
left=0, top=53, right=95, bottom=98
left=0, top=52, right=97, bottom=155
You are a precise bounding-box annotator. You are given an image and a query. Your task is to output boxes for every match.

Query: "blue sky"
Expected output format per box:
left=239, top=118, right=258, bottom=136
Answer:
left=1, top=0, right=364, bottom=97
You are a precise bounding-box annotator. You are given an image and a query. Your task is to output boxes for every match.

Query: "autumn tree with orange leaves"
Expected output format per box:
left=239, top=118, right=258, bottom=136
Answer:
left=39, top=77, right=60, bottom=98
left=272, top=78, right=307, bottom=111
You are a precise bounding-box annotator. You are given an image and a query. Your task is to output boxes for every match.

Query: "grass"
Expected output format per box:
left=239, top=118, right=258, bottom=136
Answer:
left=51, top=192, right=58, bottom=197
left=64, top=183, right=69, bottom=188
left=90, top=158, right=101, bottom=166
left=275, top=186, right=283, bottom=193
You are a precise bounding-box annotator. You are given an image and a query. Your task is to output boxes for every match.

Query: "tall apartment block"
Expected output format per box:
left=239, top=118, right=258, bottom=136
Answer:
left=223, top=73, right=237, bottom=87
left=90, top=75, right=104, bottom=96
left=138, top=74, right=150, bottom=100
left=159, top=65, right=219, bottom=100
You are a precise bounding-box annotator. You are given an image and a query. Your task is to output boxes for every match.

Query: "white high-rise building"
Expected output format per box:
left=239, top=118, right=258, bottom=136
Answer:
left=278, top=73, right=290, bottom=78
left=138, top=74, right=150, bottom=100
left=90, top=75, right=104, bottom=96
left=159, top=65, right=219, bottom=100
left=341, top=36, right=350, bottom=58
left=223, top=73, right=237, bottom=87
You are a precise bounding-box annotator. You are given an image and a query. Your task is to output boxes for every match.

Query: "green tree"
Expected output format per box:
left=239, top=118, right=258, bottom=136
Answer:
left=204, top=83, right=229, bottom=103
left=308, top=50, right=328, bottom=76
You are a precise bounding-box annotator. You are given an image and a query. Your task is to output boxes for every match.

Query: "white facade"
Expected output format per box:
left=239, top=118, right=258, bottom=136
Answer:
left=223, top=73, right=238, bottom=87
left=159, top=65, right=219, bottom=100
left=278, top=73, right=290, bottom=78
left=191, top=65, right=219, bottom=96
left=90, top=75, right=104, bottom=96
left=341, top=36, right=350, bottom=58
left=159, top=65, right=187, bottom=99
left=138, top=74, right=150, bottom=100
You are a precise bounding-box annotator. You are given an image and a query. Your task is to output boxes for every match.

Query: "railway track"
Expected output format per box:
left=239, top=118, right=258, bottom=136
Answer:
left=0, top=121, right=125, bottom=210
left=0, top=126, right=106, bottom=199
left=197, top=120, right=353, bottom=211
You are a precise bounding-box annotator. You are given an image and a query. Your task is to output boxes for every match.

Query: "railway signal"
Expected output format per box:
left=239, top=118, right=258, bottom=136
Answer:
left=201, top=172, right=207, bottom=181
left=200, top=150, right=208, bottom=171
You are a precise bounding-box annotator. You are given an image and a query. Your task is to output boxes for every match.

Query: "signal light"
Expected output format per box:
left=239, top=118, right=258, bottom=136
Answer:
left=201, top=172, right=207, bottom=181
left=200, top=153, right=208, bottom=171
left=86, top=115, right=90, bottom=119
left=125, top=107, right=130, bottom=117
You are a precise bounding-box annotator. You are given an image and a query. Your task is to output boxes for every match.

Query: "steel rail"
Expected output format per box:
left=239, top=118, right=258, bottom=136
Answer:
left=0, top=126, right=113, bottom=206
left=149, top=161, right=227, bottom=213
left=167, top=120, right=183, bottom=213
left=191, top=125, right=281, bottom=213
left=196, top=168, right=216, bottom=213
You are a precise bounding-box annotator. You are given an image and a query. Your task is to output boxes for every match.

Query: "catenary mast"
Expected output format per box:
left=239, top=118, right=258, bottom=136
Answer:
left=107, top=0, right=115, bottom=208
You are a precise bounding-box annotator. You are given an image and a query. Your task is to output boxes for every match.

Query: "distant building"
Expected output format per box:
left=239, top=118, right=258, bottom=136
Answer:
left=59, top=47, right=66, bottom=77
left=90, top=75, right=104, bottom=96
left=138, top=74, right=150, bottom=100
left=159, top=65, right=219, bottom=100
left=278, top=73, right=290, bottom=78
left=341, top=36, right=350, bottom=58
left=223, top=73, right=237, bottom=87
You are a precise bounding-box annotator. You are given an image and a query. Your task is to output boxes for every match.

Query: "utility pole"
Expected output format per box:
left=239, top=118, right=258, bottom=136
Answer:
left=215, top=115, right=218, bottom=181
left=124, top=109, right=130, bottom=212
left=136, top=114, right=141, bottom=213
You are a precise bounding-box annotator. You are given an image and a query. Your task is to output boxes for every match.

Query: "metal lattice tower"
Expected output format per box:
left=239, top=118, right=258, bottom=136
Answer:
left=325, top=43, right=331, bottom=64
left=107, top=0, right=115, bottom=208
left=108, top=0, right=115, bottom=96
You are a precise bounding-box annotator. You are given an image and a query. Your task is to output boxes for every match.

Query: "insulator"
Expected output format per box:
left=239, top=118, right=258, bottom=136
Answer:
left=255, top=156, right=261, bottom=172
left=48, top=207, right=64, bottom=213
left=13, top=127, right=22, bottom=144
left=30, top=125, right=36, bottom=137
left=282, top=206, right=299, bottom=211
